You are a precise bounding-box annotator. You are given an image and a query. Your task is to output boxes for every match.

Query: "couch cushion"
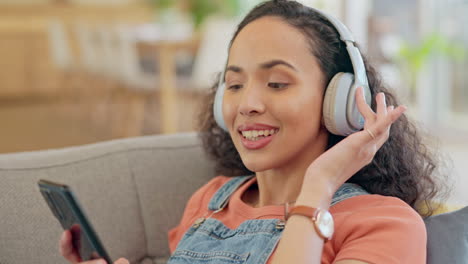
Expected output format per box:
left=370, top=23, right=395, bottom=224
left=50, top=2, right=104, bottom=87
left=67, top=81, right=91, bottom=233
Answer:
left=138, top=256, right=168, bottom=264
left=425, top=206, right=468, bottom=264
left=127, top=134, right=215, bottom=258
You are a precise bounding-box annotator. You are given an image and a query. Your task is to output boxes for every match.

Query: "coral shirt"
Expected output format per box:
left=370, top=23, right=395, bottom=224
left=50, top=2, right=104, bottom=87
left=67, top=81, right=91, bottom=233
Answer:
left=168, top=176, right=427, bottom=263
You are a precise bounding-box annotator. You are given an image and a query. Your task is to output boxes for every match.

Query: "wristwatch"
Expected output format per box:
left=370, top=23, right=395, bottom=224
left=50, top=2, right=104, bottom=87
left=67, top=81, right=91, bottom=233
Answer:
left=286, top=205, right=334, bottom=241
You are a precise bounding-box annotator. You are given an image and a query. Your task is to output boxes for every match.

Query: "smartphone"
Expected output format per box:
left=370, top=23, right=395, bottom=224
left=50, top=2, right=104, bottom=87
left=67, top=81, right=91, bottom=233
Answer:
left=38, top=179, right=112, bottom=263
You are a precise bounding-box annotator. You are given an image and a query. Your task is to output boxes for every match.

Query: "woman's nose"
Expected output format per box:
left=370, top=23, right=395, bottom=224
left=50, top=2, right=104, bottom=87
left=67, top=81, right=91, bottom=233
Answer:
left=238, top=83, right=266, bottom=116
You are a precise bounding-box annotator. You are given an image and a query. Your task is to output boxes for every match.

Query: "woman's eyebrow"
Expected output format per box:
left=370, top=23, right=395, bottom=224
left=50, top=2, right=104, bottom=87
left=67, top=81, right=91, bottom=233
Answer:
left=260, top=60, right=298, bottom=72
left=226, top=65, right=243, bottom=73
left=225, top=59, right=298, bottom=74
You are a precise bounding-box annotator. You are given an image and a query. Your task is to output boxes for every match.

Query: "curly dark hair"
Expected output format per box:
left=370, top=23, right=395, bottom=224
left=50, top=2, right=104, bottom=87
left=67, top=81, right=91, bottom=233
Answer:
left=196, top=0, right=448, bottom=217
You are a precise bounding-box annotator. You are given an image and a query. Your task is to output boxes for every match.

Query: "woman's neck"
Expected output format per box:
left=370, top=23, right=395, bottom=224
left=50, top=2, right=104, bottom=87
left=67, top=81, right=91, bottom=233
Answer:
left=243, top=129, right=329, bottom=208
left=253, top=169, right=305, bottom=207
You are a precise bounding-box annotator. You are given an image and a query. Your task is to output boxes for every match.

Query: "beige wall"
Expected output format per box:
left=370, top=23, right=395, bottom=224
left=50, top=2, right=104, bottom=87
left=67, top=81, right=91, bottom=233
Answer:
left=70, top=0, right=137, bottom=5
left=0, top=0, right=138, bottom=4
left=0, top=0, right=50, bottom=4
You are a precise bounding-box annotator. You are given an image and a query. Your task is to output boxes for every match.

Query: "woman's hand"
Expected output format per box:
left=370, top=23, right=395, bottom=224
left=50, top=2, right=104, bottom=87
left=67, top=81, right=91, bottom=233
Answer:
left=59, top=230, right=129, bottom=264
left=299, top=87, right=407, bottom=202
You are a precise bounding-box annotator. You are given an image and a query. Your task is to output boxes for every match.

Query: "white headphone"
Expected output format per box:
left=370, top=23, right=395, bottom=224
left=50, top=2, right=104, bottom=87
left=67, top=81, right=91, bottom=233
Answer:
left=213, top=7, right=372, bottom=136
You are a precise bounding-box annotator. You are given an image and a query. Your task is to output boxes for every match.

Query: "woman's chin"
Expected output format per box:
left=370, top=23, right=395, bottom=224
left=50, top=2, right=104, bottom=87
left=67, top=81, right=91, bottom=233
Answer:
left=242, top=160, right=274, bottom=173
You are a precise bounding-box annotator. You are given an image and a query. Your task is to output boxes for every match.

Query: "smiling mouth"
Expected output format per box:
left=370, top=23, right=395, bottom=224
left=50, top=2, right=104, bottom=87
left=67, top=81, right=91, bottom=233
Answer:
left=239, top=129, right=279, bottom=141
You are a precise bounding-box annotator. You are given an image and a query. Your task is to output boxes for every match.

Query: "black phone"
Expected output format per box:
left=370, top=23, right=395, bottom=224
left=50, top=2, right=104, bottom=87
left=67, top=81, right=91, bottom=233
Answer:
left=38, top=179, right=112, bottom=263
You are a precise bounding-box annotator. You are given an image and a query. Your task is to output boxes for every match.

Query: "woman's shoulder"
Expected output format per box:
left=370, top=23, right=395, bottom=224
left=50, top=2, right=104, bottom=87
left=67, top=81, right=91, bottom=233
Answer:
left=338, top=193, right=417, bottom=208
left=197, top=175, right=233, bottom=196
left=330, top=195, right=427, bottom=263
left=168, top=175, right=234, bottom=253
left=333, top=194, right=422, bottom=220
left=331, top=193, right=425, bottom=235
left=184, top=176, right=233, bottom=209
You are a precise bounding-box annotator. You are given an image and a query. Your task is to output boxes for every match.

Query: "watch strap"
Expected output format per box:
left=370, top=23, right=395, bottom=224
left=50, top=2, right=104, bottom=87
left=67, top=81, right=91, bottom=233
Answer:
left=286, top=205, right=332, bottom=241
left=286, top=205, right=319, bottom=221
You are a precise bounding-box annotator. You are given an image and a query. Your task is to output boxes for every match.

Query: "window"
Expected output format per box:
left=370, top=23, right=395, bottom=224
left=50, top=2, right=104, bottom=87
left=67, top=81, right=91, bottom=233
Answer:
left=370, top=0, right=468, bottom=132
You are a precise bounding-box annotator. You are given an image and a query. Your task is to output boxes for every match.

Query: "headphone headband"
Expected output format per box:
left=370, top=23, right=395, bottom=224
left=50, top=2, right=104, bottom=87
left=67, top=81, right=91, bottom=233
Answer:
left=310, top=8, right=368, bottom=87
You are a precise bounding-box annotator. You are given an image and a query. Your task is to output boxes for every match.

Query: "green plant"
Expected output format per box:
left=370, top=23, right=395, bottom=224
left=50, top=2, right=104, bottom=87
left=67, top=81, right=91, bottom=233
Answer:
left=147, top=0, right=241, bottom=29
left=188, top=0, right=240, bottom=28
left=188, top=0, right=217, bottom=28
left=396, top=33, right=465, bottom=101
left=147, top=0, right=173, bottom=9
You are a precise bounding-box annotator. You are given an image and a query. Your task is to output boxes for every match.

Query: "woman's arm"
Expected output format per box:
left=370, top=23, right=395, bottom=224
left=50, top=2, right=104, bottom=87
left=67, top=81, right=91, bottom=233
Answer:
left=270, top=180, right=332, bottom=264
left=271, top=88, right=406, bottom=264
left=270, top=180, right=370, bottom=264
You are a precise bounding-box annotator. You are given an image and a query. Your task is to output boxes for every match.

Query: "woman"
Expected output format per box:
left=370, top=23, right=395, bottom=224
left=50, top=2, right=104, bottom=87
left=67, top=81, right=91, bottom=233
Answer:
left=59, top=1, right=443, bottom=263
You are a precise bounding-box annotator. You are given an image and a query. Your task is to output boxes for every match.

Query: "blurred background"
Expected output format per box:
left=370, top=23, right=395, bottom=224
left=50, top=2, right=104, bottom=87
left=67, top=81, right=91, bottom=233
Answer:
left=0, top=0, right=466, bottom=204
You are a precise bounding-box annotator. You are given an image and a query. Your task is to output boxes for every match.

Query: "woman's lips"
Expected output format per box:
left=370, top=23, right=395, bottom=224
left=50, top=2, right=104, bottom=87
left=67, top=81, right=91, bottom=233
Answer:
left=237, top=123, right=279, bottom=132
left=240, top=131, right=277, bottom=150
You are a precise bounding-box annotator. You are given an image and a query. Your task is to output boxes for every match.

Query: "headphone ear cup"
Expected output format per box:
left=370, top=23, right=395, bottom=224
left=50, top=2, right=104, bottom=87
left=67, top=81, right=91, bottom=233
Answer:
left=323, top=72, right=355, bottom=136
left=323, top=73, right=342, bottom=135
left=213, top=82, right=228, bottom=131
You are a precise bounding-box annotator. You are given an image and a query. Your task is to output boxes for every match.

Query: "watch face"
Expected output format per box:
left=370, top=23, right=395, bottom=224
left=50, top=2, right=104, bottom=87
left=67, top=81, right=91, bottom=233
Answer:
left=316, top=210, right=334, bottom=239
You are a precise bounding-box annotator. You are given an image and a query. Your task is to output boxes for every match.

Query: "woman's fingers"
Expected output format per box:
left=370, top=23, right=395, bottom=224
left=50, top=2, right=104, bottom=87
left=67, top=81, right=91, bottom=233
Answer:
left=59, top=230, right=129, bottom=264
left=79, top=260, right=107, bottom=264
left=59, top=230, right=82, bottom=263
left=355, top=87, right=407, bottom=144
left=355, top=86, right=375, bottom=121
left=80, top=258, right=129, bottom=264
left=388, top=105, right=407, bottom=123
left=373, top=104, right=406, bottom=143
left=69, top=257, right=128, bottom=264
left=377, top=92, right=388, bottom=119
left=114, top=258, right=130, bottom=264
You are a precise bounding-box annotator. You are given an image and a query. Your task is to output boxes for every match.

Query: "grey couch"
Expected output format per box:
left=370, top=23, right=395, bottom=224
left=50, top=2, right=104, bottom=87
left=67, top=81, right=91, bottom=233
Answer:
left=0, top=133, right=467, bottom=264
left=0, top=133, right=215, bottom=264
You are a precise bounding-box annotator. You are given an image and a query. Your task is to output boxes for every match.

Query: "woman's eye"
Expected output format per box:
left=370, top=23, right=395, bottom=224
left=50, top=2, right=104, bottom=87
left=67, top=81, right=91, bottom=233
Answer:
left=227, top=84, right=243, bottom=90
left=268, top=83, right=289, bottom=89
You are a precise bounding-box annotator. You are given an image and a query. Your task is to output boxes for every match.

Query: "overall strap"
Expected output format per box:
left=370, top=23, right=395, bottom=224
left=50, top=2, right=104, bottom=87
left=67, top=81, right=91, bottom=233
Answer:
left=331, top=183, right=369, bottom=206
left=208, top=176, right=368, bottom=211
left=208, top=175, right=255, bottom=211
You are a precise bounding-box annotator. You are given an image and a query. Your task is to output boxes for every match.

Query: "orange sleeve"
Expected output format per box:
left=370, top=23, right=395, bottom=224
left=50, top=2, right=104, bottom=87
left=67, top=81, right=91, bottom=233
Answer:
left=167, top=176, right=231, bottom=254
left=333, top=197, right=427, bottom=264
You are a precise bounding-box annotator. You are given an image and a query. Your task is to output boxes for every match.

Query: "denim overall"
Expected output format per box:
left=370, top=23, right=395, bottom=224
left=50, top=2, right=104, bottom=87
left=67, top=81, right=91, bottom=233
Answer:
left=168, top=175, right=369, bottom=264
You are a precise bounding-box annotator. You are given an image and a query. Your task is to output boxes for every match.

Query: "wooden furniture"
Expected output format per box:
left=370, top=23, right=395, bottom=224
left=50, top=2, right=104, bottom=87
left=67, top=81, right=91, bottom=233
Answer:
left=0, top=4, right=152, bottom=99
left=0, top=4, right=202, bottom=136
left=136, top=36, right=199, bottom=134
